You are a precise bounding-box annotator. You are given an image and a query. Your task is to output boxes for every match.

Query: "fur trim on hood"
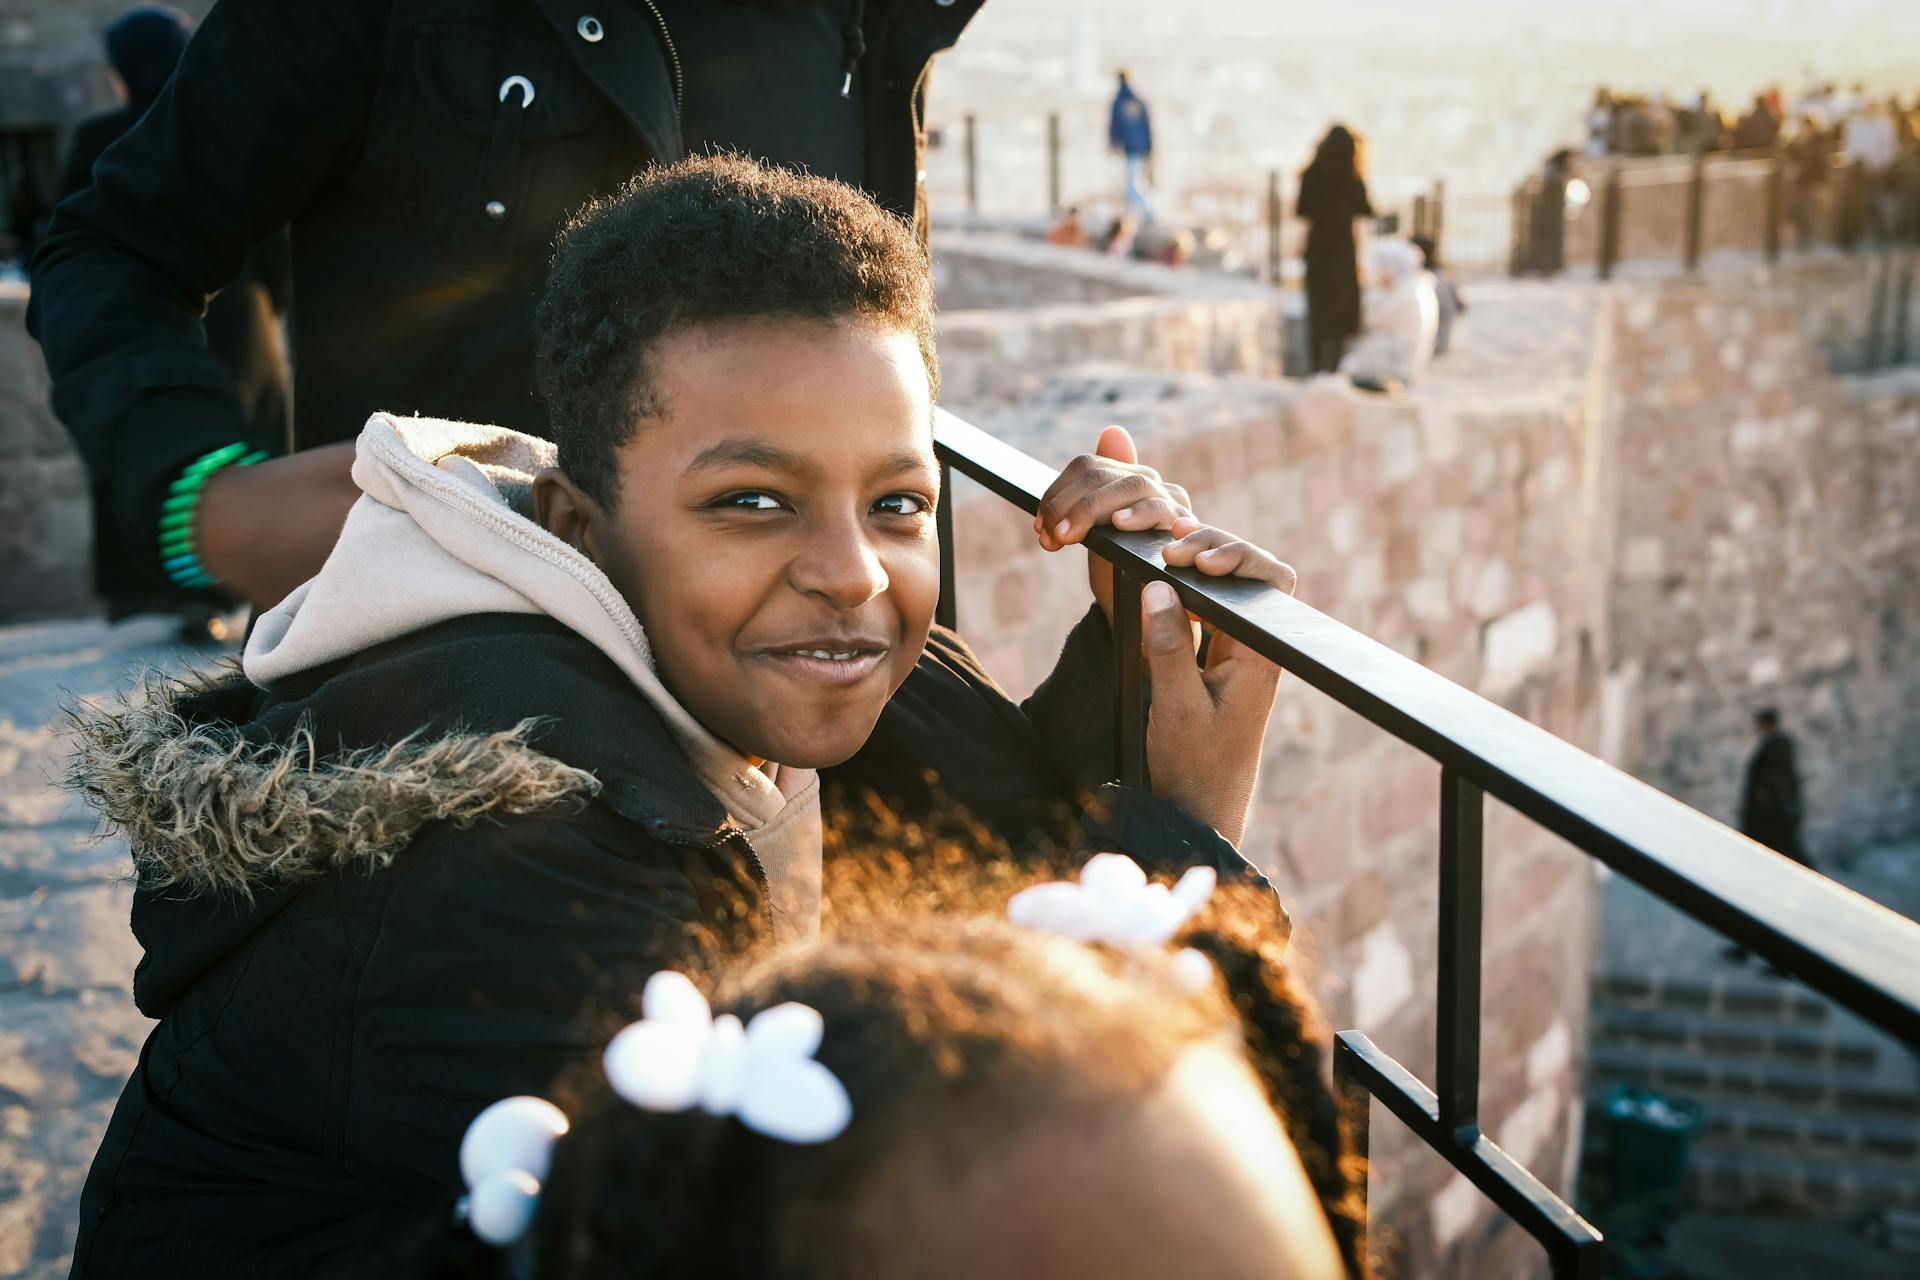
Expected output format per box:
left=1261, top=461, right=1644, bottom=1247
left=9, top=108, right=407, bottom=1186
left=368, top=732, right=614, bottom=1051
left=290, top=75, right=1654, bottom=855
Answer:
left=64, top=664, right=600, bottom=900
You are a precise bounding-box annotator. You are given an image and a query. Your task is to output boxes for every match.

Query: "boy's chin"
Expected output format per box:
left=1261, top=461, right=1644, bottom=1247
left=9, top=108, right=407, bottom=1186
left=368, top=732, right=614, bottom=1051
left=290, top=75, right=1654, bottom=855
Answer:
left=745, top=715, right=885, bottom=772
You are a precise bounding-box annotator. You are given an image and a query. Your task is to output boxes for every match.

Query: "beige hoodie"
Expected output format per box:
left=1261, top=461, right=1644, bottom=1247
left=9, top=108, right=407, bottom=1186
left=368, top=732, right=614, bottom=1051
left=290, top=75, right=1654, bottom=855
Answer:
left=244, top=415, right=823, bottom=941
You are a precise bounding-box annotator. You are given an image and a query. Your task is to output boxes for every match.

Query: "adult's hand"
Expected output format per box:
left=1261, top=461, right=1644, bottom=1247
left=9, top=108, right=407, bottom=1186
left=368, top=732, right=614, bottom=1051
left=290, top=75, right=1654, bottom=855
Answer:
left=1034, top=425, right=1192, bottom=623
left=1139, top=524, right=1296, bottom=847
left=196, top=441, right=360, bottom=610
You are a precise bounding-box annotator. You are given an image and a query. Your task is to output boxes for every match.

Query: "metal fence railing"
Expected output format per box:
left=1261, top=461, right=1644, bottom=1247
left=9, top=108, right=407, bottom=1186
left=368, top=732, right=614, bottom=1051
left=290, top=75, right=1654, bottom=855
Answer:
left=931, top=407, right=1920, bottom=1277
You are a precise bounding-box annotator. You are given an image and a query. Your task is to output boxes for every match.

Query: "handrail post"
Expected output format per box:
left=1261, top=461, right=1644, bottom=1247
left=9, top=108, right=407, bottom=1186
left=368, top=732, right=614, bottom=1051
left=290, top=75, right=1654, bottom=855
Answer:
left=1266, top=168, right=1283, bottom=285
left=1046, top=111, right=1062, bottom=215
left=1431, top=177, right=1447, bottom=256
left=1599, top=168, right=1623, bottom=280
left=964, top=113, right=978, bottom=214
left=1111, top=568, right=1147, bottom=788
left=934, top=457, right=957, bottom=631
left=1684, top=151, right=1707, bottom=273
left=1437, top=768, right=1485, bottom=1140
left=1332, top=1036, right=1372, bottom=1266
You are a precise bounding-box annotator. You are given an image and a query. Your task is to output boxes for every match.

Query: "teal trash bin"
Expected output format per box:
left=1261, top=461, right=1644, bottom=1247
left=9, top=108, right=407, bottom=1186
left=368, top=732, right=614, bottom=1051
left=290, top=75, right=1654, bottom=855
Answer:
left=1605, top=1084, right=1703, bottom=1224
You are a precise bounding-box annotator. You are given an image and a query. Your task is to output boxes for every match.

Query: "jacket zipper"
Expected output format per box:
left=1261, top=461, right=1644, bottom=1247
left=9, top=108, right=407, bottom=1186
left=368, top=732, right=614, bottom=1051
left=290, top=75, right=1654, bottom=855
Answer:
left=656, top=823, right=774, bottom=931
left=639, top=0, right=683, bottom=119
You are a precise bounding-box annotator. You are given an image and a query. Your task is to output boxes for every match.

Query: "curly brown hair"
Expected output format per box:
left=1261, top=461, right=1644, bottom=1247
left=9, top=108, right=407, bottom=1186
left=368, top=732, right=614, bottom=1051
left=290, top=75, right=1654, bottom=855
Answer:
left=534, top=154, right=940, bottom=509
left=411, top=825, right=1369, bottom=1279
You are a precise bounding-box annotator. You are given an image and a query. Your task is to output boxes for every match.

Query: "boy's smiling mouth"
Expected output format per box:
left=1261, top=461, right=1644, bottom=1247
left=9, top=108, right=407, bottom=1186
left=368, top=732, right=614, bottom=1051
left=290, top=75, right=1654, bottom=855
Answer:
left=754, top=638, right=891, bottom=688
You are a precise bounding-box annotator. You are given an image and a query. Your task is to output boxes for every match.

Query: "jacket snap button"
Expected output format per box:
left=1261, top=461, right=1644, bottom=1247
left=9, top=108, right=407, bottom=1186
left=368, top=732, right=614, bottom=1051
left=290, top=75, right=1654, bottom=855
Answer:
left=498, top=75, right=536, bottom=107
left=485, top=200, right=507, bottom=220
left=576, top=15, right=604, bottom=42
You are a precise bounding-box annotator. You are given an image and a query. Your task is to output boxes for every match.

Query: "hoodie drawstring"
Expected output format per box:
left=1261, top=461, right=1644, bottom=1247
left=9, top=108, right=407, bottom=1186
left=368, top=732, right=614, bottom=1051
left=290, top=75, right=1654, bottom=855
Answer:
left=839, top=0, right=865, bottom=98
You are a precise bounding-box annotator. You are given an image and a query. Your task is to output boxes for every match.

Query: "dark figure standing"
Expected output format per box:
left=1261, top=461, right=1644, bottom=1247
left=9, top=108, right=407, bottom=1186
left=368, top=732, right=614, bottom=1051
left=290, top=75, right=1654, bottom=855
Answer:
left=1297, top=124, right=1372, bottom=374
left=56, top=5, right=294, bottom=618
left=1530, top=149, right=1573, bottom=276
left=1741, top=708, right=1809, bottom=867
left=1725, top=708, right=1811, bottom=968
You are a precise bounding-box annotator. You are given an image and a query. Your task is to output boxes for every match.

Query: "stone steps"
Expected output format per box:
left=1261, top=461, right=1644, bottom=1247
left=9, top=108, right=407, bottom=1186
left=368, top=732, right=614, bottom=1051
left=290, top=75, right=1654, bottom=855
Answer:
left=1587, top=963, right=1920, bottom=1217
left=1592, top=1003, right=1884, bottom=1078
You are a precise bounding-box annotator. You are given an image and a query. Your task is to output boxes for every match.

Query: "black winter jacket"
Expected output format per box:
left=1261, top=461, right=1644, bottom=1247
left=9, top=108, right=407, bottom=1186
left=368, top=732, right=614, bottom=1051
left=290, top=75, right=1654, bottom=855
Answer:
left=28, top=0, right=977, bottom=603
left=67, top=613, right=1277, bottom=1277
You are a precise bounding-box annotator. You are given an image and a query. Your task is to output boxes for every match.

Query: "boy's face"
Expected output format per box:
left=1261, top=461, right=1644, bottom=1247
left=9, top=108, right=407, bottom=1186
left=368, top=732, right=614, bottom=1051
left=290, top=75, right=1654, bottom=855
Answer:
left=550, top=317, right=938, bottom=769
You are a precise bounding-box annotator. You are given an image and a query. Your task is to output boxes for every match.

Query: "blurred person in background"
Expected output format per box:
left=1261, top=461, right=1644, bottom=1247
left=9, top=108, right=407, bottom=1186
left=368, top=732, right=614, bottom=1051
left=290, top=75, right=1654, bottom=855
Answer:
left=56, top=4, right=293, bottom=624
left=1296, top=124, right=1372, bottom=374
left=1411, top=233, right=1464, bottom=358
left=1731, top=92, right=1780, bottom=151
left=1842, top=99, right=1901, bottom=242
left=1783, top=115, right=1833, bottom=251
left=1108, top=68, right=1155, bottom=222
left=1585, top=87, right=1615, bottom=157
left=1530, top=148, right=1574, bottom=275
left=1340, top=238, right=1437, bottom=394
left=1045, top=204, right=1089, bottom=247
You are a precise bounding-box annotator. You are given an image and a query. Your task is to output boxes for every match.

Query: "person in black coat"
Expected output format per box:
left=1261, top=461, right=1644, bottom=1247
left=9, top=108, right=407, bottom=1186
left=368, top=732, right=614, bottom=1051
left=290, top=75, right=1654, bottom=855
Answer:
left=29, top=0, right=982, bottom=612
left=56, top=5, right=295, bottom=617
left=1296, top=125, right=1373, bottom=375
left=1740, top=707, right=1809, bottom=867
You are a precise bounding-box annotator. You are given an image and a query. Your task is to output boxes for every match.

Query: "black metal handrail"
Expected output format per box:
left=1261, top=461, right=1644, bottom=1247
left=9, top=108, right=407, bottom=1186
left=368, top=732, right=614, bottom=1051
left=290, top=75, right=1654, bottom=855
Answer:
left=932, top=407, right=1920, bottom=1276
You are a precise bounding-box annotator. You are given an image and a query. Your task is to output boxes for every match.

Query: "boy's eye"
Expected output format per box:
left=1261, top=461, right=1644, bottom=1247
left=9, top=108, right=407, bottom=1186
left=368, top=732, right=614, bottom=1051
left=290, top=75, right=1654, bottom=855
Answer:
left=873, top=493, right=932, bottom=517
left=718, top=492, right=784, bottom=512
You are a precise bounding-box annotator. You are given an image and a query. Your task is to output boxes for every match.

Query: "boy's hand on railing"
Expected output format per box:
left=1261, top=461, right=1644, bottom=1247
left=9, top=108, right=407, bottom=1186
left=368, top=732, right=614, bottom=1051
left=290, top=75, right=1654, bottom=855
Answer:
left=1141, top=527, right=1294, bottom=848
left=1034, top=425, right=1192, bottom=622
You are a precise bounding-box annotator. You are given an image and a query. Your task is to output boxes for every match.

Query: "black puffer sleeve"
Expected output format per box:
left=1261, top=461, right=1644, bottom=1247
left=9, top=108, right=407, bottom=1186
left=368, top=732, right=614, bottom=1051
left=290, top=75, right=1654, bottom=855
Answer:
left=26, top=0, right=391, bottom=597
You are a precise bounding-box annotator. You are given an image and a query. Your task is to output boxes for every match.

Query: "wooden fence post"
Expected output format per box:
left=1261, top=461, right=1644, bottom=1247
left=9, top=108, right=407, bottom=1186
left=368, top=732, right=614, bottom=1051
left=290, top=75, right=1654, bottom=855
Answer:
left=1599, top=169, right=1623, bottom=280
left=1267, top=169, right=1283, bottom=285
left=1764, top=146, right=1783, bottom=262
left=1046, top=112, right=1062, bottom=214
left=1683, top=152, right=1707, bottom=272
left=964, top=113, right=978, bottom=214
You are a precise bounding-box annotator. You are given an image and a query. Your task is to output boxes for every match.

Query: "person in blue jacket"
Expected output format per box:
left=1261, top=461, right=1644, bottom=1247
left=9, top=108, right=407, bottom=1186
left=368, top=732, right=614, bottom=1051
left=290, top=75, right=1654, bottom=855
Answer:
left=1109, top=69, right=1155, bottom=222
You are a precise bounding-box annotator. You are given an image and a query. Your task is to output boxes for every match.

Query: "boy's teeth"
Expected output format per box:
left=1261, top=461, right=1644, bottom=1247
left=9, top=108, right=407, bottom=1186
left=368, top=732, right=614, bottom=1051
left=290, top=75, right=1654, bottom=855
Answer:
left=799, top=649, right=857, bottom=661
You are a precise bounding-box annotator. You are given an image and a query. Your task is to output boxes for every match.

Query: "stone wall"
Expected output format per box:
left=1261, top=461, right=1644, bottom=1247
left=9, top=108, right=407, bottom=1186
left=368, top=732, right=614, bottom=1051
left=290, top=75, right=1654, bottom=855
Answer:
left=936, top=244, right=1920, bottom=1274
left=935, top=232, right=1286, bottom=406
left=0, top=285, right=93, bottom=620
left=943, top=365, right=1607, bottom=1278
left=1605, top=266, right=1920, bottom=856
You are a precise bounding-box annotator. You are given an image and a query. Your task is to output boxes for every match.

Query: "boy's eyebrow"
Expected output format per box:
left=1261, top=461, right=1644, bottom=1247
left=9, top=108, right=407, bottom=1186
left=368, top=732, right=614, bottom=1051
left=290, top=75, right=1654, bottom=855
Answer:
left=685, top=438, right=814, bottom=477
left=866, top=445, right=938, bottom=485
left=684, top=439, right=937, bottom=484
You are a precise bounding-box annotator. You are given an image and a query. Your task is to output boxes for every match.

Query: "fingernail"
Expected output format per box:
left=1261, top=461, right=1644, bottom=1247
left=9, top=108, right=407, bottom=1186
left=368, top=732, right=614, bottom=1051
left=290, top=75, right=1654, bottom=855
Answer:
left=1114, top=507, right=1133, bottom=523
left=1054, top=519, right=1071, bottom=538
left=1145, top=580, right=1177, bottom=611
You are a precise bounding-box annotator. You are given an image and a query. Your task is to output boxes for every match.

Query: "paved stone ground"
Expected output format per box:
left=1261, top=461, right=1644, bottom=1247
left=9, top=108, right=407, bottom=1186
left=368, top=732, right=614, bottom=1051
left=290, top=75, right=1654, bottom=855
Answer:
left=0, top=615, right=226, bottom=1280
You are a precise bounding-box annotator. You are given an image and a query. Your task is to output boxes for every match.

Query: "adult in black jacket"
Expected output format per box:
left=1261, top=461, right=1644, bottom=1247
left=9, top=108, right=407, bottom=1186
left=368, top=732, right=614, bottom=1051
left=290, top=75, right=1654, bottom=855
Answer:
left=29, top=0, right=977, bottom=610
left=1297, top=125, right=1374, bottom=374
left=56, top=5, right=296, bottom=614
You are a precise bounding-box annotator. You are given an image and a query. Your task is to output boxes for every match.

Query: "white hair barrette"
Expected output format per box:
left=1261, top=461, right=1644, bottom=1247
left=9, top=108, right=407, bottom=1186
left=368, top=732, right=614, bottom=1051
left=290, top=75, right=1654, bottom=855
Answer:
left=455, top=972, right=850, bottom=1248
left=1007, top=852, right=1218, bottom=991
left=603, top=971, right=852, bottom=1144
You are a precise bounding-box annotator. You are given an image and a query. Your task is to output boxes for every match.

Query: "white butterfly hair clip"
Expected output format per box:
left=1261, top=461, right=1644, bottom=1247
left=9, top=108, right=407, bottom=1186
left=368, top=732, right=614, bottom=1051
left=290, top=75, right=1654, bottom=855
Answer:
left=1007, top=852, right=1218, bottom=991
left=455, top=972, right=850, bottom=1249
left=603, top=971, right=853, bottom=1144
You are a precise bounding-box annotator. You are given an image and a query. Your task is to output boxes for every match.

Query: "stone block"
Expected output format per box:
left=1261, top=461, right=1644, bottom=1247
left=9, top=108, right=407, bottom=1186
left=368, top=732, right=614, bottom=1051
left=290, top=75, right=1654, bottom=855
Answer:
left=1481, top=601, right=1557, bottom=695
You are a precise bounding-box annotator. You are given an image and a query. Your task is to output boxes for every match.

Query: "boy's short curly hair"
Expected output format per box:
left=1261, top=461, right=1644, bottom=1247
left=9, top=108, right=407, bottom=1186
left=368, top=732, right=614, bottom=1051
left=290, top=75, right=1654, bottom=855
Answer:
left=535, top=154, right=940, bottom=509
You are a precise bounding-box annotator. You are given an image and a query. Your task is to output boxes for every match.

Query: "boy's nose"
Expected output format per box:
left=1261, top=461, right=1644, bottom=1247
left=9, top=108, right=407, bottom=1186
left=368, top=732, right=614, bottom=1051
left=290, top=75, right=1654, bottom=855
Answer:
left=788, top=521, right=890, bottom=610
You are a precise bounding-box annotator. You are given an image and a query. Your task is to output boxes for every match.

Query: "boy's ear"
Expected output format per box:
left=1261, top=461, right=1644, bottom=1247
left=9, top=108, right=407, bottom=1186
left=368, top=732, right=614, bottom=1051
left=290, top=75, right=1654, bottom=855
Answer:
left=532, top=467, right=607, bottom=566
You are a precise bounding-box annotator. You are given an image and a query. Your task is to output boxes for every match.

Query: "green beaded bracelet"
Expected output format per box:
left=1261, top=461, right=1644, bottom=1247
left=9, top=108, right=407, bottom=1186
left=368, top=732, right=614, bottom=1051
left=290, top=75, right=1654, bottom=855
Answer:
left=159, top=443, right=269, bottom=591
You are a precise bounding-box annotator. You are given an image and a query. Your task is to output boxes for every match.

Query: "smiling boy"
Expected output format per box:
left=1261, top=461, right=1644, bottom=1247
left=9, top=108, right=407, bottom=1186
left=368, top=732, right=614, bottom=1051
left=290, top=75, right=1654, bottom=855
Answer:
left=64, top=156, right=1295, bottom=1274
